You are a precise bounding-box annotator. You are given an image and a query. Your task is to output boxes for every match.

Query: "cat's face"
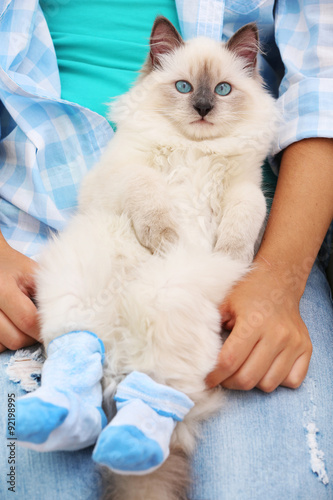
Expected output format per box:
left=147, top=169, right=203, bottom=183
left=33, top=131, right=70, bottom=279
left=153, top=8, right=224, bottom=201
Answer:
left=150, top=40, right=259, bottom=140
left=140, top=18, right=263, bottom=141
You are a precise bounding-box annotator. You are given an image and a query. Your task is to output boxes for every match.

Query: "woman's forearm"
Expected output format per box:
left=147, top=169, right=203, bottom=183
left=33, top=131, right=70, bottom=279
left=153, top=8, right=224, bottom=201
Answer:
left=257, top=138, right=333, bottom=297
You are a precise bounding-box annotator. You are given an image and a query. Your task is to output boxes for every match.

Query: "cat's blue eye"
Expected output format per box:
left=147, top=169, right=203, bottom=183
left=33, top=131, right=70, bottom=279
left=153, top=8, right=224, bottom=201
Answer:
left=215, top=82, right=232, bottom=96
left=175, top=80, right=192, bottom=93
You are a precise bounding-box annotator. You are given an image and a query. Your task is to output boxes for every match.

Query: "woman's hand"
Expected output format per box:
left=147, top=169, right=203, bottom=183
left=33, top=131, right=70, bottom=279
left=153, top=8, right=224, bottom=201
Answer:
left=206, top=259, right=312, bottom=392
left=0, top=234, right=40, bottom=352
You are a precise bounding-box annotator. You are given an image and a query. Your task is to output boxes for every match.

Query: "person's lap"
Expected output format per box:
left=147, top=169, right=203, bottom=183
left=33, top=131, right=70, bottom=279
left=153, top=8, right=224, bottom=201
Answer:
left=1, top=260, right=332, bottom=500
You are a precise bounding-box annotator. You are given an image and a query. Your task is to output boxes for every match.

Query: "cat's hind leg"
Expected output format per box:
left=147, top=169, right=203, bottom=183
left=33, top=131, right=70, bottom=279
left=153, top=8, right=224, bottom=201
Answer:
left=17, top=210, right=147, bottom=452
left=93, top=371, right=194, bottom=474
left=16, top=330, right=106, bottom=451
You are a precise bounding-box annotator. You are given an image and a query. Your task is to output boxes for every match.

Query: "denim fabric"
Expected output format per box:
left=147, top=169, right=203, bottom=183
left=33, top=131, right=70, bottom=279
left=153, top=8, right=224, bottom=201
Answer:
left=1, top=259, right=332, bottom=499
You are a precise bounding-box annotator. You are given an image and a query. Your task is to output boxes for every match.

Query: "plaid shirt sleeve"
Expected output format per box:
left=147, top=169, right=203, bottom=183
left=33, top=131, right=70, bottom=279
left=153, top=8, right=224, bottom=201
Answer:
left=274, top=0, right=333, bottom=153
left=0, top=0, right=113, bottom=257
left=176, top=0, right=333, bottom=155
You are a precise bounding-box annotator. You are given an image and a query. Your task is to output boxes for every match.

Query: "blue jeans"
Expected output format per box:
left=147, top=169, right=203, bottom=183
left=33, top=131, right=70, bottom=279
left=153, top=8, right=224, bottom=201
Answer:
left=1, top=259, right=332, bottom=499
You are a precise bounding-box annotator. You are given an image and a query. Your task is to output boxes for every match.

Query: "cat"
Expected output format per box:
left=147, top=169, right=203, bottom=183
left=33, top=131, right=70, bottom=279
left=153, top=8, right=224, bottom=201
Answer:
left=25, top=16, right=277, bottom=500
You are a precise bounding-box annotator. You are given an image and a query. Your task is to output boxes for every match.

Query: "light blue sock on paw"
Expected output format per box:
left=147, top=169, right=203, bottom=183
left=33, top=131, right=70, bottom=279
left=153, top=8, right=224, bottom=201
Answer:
left=16, top=330, right=107, bottom=452
left=92, top=371, right=194, bottom=475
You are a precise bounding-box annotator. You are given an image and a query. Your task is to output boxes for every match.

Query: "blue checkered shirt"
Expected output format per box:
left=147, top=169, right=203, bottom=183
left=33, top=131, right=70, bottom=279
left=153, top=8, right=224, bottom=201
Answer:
left=1, top=0, right=332, bottom=257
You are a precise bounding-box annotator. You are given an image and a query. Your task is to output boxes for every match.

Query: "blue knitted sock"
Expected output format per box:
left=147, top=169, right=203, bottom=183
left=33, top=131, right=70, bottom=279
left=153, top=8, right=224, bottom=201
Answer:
left=16, top=331, right=107, bottom=451
left=92, top=371, right=194, bottom=475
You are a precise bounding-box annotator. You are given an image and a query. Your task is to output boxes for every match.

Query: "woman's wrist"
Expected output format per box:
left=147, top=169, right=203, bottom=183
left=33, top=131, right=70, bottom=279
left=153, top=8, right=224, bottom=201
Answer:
left=255, top=137, right=333, bottom=298
left=253, top=251, right=308, bottom=302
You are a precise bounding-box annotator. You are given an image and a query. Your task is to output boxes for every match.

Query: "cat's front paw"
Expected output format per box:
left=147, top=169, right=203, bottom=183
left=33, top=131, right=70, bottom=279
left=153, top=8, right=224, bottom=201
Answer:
left=132, top=209, right=179, bottom=253
left=214, top=237, right=254, bottom=264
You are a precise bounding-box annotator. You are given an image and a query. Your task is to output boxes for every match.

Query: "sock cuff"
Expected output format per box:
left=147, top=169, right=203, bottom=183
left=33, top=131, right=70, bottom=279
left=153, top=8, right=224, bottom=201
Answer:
left=114, top=371, right=194, bottom=421
left=48, top=330, right=105, bottom=365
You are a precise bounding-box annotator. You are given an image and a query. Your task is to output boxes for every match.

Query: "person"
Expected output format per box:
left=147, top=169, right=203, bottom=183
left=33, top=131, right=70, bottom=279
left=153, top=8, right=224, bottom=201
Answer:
left=0, top=0, right=332, bottom=498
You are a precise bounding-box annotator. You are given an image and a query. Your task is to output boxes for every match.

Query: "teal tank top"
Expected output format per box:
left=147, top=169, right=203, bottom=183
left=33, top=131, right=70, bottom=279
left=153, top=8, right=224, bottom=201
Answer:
left=40, top=0, right=180, bottom=123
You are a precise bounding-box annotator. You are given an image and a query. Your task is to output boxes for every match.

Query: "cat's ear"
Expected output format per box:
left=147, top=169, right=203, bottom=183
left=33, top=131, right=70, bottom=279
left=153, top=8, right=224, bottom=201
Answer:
left=226, top=23, right=259, bottom=74
left=150, top=16, right=184, bottom=68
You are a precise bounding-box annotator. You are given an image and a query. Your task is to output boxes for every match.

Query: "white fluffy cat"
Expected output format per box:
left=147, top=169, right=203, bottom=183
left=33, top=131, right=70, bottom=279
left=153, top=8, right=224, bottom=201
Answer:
left=36, top=17, right=277, bottom=500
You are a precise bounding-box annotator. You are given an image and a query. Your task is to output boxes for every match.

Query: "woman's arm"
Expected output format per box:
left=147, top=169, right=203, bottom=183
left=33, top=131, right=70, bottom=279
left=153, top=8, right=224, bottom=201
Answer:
left=207, top=137, right=333, bottom=391
left=0, top=231, right=40, bottom=352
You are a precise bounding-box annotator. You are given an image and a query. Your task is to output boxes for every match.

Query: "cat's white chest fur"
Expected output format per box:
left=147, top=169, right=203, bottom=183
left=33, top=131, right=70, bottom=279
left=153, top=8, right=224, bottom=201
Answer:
left=148, top=143, right=229, bottom=250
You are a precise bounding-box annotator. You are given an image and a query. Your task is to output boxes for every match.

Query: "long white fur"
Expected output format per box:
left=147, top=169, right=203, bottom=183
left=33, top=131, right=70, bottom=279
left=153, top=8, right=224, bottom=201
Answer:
left=36, top=23, right=278, bottom=500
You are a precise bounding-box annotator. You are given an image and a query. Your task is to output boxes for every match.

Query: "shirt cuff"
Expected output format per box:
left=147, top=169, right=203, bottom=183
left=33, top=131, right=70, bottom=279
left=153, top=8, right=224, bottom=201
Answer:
left=274, top=78, right=333, bottom=155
